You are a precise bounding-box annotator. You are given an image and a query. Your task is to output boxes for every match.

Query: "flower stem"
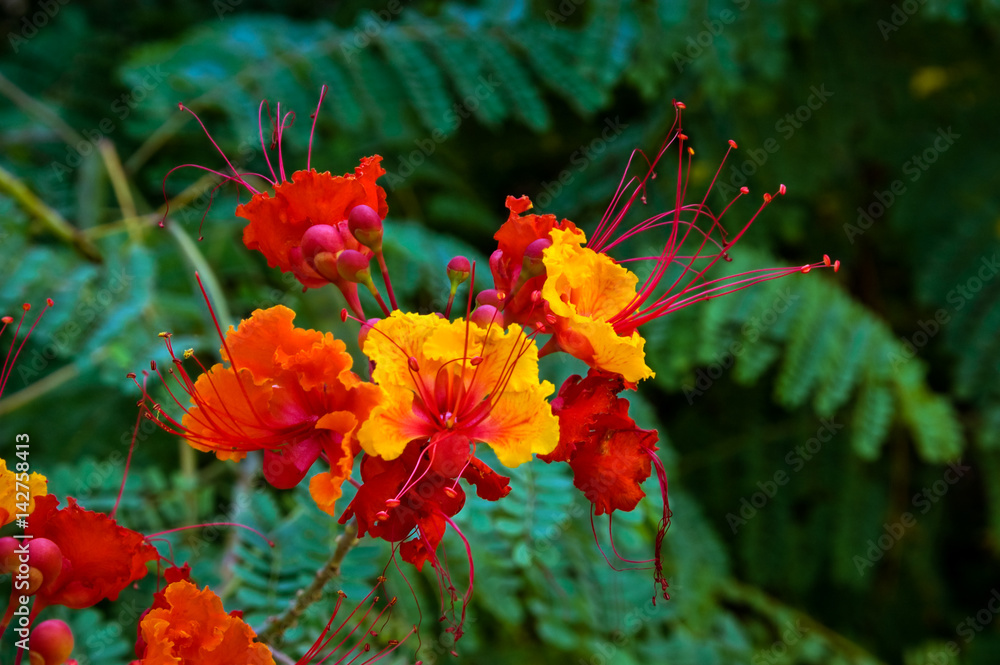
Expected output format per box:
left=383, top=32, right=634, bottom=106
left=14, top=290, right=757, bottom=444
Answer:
left=257, top=519, right=360, bottom=647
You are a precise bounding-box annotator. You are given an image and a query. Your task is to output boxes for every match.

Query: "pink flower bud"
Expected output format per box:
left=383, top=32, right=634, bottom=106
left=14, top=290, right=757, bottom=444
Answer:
left=348, top=205, right=384, bottom=252
left=29, top=619, right=74, bottom=665
left=447, top=256, right=471, bottom=286
left=470, top=305, right=499, bottom=328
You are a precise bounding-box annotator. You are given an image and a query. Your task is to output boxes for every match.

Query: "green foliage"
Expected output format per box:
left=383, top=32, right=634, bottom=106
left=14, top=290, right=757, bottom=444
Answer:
left=1, top=1, right=998, bottom=664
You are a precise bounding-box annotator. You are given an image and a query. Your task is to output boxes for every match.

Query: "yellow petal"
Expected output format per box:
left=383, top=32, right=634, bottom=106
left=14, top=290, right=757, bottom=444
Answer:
left=0, top=458, right=47, bottom=526
left=542, top=228, right=654, bottom=383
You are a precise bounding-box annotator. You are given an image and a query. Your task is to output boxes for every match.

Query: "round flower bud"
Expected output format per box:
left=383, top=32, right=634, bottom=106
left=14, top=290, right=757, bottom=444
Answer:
left=447, top=256, right=471, bottom=286
left=300, top=224, right=346, bottom=265
left=475, top=289, right=502, bottom=308
left=469, top=305, right=499, bottom=328
left=347, top=205, right=384, bottom=252
left=29, top=619, right=74, bottom=665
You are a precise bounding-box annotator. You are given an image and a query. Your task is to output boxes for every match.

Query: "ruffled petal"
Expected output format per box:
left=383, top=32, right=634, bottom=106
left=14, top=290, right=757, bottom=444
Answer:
left=239, top=160, right=386, bottom=279
left=138, top=580, right=274, bottom=665
left=542, top=228, right=654, bottom=382
left=26, top=496, right=158, bottom=609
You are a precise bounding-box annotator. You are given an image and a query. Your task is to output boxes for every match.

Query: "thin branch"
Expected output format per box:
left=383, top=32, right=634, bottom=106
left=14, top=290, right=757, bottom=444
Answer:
left=256, top=520, right=361, bottom=646
left=0, top=165, right=102, bottom=262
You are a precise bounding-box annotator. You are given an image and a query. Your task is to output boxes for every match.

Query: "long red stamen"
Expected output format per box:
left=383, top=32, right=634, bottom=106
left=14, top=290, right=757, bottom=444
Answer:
left=0, top=299, right=53, bottom=401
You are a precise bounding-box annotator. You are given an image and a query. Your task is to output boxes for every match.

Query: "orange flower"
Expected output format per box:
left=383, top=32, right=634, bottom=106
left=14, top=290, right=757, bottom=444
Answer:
left=136, top=305, right=381, bottom=515
left=358, top=311, right=558, bottom=467
left=168, top=93, right=391, bottom=317
left=136, top=580, right=274, bottom=665
left=0, top=457, right=47, bottom=526
left=239, top=159, right=387, bottom=291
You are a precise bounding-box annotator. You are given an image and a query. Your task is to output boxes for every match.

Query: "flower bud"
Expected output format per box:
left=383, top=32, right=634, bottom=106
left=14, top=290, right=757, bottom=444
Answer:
left=301, top=224, right=346, bottom=265
left=447, top=256, right=471, bottom=286
left=1, top=537, right=64, bottom=594
left=348, top=205, right=384, bottom=252
left=29, top=619, right=74, bottom=665
left=311, top=251, right=341, bottom=283
left=336, top=249, right=373, bottom=284
left=521, top=238, right=551, bottom=278
left=475, top=289, right=502, bottom=308
left=470, top=305, right=499, bottom=328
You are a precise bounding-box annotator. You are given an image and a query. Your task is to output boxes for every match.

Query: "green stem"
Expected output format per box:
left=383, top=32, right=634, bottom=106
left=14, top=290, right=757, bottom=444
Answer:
left=0, top=165, right=102, bottom=262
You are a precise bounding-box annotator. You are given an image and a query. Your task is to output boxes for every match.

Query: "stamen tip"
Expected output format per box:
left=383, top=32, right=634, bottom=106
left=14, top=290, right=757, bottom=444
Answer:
left=834, top=260, right=841, bottom=272
left=778, top=184, right=787, bottom=195
left=728, top=139, right=738, bottom=149
left=740, top=186, right=749, bottom=195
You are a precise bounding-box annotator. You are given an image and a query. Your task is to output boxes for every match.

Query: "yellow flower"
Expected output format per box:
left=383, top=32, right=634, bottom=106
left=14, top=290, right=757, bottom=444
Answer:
left=541, top=227, right=654, bottom=383
left=359, top=312, right=558, bottom=467
left=0, top=457, right=47, bottom=526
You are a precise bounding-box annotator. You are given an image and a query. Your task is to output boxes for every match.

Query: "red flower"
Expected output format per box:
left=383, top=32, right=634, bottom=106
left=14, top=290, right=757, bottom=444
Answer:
left=542, top=370, right=671, bottom=601
left=340, top=439, right=468, bottom=570
left=25, top=495, right=159, bottom=609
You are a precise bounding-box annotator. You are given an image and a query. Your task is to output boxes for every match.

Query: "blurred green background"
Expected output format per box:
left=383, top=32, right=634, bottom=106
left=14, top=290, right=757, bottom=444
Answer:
left=1, top=1, right=999, bottom=663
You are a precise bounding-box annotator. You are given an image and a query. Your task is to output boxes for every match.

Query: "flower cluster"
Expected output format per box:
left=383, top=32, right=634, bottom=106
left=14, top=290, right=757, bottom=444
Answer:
left=136, top=91, right=838, bottom=642
left=1, top=88, right=837, bottom=663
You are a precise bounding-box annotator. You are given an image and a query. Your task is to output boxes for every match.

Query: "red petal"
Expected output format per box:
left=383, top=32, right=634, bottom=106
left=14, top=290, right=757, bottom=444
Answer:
left=568, top=414, right=658, bottom=514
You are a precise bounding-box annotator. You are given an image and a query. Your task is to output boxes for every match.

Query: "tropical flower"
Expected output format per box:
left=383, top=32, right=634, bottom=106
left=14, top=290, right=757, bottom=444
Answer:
left=135, top=304, right=381, bottom=516
left=358, top=311, right=559, bottom=467
left=490, top=101, right=838, bottom=382
left=23, top=495, right=159, bottom=610
left=540, top=370, right=671, bottom=601
left=135, top=579, right=275, bottom=665
left=133, top=572, right=409, bottom=665
left=167, top=89, right=395, bottom=317
left=0, top=457, right=47, bottom=526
